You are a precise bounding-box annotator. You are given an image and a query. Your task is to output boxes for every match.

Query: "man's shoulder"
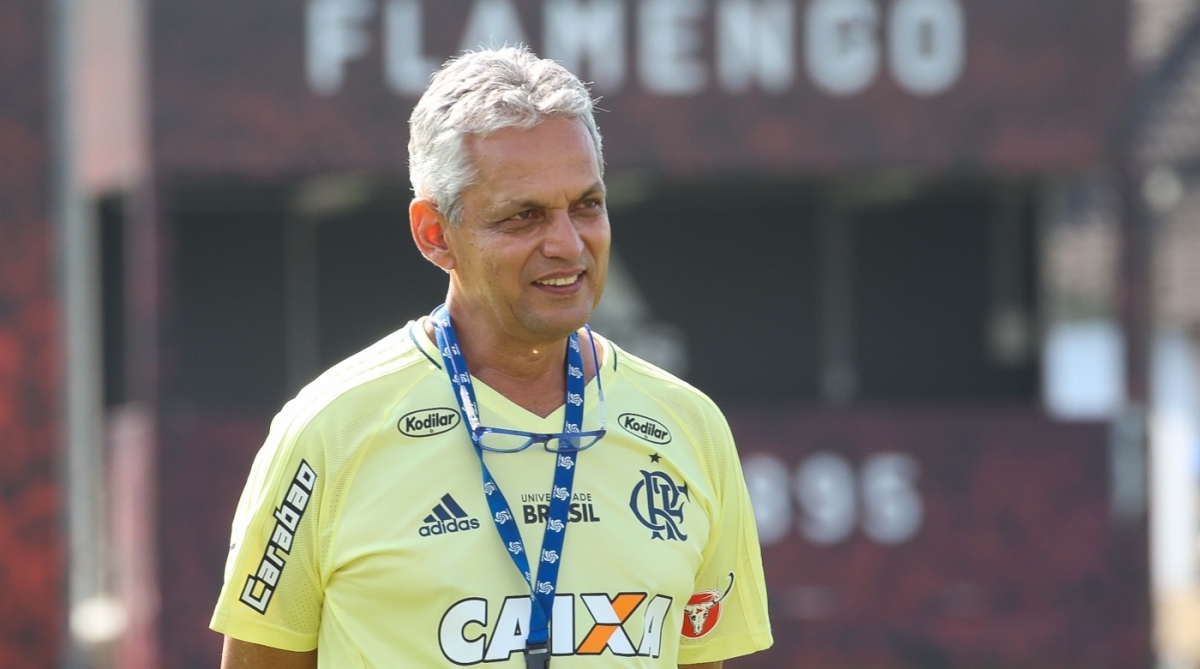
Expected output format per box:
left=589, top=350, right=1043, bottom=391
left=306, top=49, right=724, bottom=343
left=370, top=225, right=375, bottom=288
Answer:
left=604, top=337, right=738, bottom=493
left=277, top=322, right=437, bottom=438
left=604, top=336, right=727, bottom=426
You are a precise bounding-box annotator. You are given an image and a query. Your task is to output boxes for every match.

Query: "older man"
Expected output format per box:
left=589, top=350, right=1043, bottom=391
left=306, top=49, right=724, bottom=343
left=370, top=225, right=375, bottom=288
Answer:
left=212, top=47, right=772, bottom=669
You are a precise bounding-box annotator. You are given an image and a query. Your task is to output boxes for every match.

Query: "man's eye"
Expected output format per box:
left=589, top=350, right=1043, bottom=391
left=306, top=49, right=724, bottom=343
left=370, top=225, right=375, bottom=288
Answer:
left=508, top=210, right=537, bottom=222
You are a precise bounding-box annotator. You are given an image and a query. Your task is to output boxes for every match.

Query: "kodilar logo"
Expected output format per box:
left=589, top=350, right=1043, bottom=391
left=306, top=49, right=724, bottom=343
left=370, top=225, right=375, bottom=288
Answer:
left=618, top=413, right=672, bottom=444
left=399, top=407, right=460, bottom=437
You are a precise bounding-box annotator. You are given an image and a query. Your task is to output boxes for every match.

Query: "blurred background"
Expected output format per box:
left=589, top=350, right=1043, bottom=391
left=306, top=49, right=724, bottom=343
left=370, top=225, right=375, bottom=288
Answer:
left=2, top=0, right=1199, bottom=667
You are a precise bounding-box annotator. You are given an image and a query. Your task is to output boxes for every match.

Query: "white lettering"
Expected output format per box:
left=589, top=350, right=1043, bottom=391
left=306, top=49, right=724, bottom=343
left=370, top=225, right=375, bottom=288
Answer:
left=439, top=593, right=670, bottom=663
left=860, top=452, right=923, bottom=544
left=544, top=0, right=626, bottom=93
left=805, top=0, right=880, bottom=96
left=285, top=484, right=310, bottom=511
left=638, top=0, right=708, bottom=95
left=273, top=504, right=301, bottom=531
left=717, top=0, right=794, bottom=94
left=306, top=0, right=375, bottom=95
left=303, top=0, right=967, bottom=100
left=385, top=0, right=439, bottom=95
left=239, top=578, right=271, bottom=612
left=256, top=560, right=281, bottom=587
left=483, top=596, right=531, bottom=661
left=296, top=461, right=317, bottom=489
left=743, top=453, right=792, bottom=545
left=581, top=594, right=637, bottom=655
left=580, top=593, right=619, bottom=624
left=745, top=450, right=926, bottom=546
left=636, top=595, right=672, bottom=657
left=239, top=462, right=316, bottom=614
left=270, top=523, right=295, bottom=551
left=439, top=598, right=487, bottom=665
left=796, top=451, right=857, bottom=544
left=460, top=0, right=529, bottom=51
left=888, top=0, right=964, bottom=96
left=551, top=594, right=575, bottom=654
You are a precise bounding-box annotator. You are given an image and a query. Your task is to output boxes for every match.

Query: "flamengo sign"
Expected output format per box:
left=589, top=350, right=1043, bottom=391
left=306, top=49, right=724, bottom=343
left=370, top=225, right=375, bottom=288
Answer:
left=308, top=0, right=966, bottom=98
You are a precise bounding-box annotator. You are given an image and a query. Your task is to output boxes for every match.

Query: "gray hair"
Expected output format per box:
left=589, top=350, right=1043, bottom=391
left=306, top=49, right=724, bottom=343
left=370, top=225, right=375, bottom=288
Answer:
left=408, top=46, right=604, bottom=224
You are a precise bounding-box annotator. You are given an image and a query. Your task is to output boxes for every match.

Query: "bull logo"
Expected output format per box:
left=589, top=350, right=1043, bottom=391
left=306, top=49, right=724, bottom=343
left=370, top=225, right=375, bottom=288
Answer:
left=629, top=470, right=689, bottom=540
left=682, top=573, right=735, bottom=639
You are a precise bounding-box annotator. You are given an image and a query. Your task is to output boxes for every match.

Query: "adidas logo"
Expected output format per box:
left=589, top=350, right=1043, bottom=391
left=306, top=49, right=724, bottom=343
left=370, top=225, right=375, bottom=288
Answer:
left=419, top=494, right=481, bottom=537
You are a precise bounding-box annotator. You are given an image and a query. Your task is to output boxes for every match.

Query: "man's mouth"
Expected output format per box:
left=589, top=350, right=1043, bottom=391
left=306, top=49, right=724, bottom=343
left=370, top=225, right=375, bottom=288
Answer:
left=533, top=273, right=582, bottom=287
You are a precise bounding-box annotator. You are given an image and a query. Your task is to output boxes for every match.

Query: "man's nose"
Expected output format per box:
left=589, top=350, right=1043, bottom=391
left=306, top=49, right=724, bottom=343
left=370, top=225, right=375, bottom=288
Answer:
left=542, top=210, right=585, bottom=259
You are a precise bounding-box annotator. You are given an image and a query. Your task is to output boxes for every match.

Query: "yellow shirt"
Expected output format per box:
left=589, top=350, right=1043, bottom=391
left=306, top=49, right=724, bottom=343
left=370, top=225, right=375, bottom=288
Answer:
left=211, top=320, right=772, bottom=667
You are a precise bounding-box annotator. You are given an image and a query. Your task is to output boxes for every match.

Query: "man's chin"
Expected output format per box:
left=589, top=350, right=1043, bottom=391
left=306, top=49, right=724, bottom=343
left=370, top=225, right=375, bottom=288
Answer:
left=517, top=304, right=594, bottom=340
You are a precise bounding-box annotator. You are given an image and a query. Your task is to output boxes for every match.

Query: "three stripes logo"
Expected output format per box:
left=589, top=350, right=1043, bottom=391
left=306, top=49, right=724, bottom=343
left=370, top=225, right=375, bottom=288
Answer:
left=419, top=494, right=481, bottom=537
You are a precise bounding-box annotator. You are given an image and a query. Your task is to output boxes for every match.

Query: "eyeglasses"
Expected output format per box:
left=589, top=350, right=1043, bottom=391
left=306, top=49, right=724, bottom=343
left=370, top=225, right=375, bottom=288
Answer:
left=472, top=424, right=606, bottom=453
left=461, top=329, right=607, bottom=454
left=461, top=378, right=607, bottom=453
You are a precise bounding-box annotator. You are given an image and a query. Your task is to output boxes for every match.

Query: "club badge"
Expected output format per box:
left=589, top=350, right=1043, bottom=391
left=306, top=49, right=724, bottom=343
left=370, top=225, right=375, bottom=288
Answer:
left=682, top=572, right=735, bottom=639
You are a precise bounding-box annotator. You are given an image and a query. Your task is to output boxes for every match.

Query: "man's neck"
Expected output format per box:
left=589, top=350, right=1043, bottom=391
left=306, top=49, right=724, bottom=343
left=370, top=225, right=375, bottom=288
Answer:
left=425, top=303, right=598, bottom=419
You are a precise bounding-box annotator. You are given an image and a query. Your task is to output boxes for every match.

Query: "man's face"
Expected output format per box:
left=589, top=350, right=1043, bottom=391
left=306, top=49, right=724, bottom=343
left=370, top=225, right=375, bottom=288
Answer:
left=443, top=117, right=610, bottom=342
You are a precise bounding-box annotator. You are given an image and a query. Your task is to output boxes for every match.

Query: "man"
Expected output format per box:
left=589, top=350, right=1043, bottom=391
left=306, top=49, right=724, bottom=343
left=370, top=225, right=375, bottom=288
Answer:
left=211, top=46, right=772, bottom=668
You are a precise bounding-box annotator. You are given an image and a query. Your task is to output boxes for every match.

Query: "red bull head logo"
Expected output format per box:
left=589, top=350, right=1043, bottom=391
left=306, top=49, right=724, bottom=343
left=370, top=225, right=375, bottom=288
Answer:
left=682, top=572, right=735, bottom=639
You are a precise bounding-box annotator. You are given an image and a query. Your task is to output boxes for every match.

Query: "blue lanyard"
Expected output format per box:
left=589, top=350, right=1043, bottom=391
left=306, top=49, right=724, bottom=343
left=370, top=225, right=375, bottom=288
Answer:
left=430, top=305, right=583, bottom=666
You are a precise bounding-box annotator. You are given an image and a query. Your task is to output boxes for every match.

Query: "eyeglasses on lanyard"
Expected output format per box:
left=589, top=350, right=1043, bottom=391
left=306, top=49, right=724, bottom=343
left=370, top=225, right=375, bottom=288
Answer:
left=456, top=325, right=607, bottom=454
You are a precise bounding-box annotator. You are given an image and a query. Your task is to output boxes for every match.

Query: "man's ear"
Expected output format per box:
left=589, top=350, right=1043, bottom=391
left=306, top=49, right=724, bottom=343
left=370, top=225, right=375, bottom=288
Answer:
left=410, top=198, right=455, bottom=272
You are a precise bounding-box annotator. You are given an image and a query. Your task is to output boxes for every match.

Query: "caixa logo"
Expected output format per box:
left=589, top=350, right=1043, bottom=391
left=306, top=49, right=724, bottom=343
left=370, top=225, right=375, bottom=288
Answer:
left=439, top=593, right=673, bottom=664
left=618, top=413, right=671, bottom=444
left=398, top=407, right=460, bottom=437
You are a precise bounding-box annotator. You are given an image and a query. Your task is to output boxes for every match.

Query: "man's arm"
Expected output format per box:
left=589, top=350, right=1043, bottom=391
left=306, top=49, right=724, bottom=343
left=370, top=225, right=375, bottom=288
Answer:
left=680, top=663, right=723, bottom=669
left=221, top=636, right=317, bottom=669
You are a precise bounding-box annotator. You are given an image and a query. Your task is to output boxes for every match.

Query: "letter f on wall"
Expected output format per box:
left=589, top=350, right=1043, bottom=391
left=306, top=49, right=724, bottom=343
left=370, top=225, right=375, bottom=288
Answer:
left=307, top=0, right=376, bottom=95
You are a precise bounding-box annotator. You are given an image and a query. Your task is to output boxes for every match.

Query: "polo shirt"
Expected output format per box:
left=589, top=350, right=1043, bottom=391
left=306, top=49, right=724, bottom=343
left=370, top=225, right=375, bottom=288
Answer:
left=211, top=319, right=772, bottom=667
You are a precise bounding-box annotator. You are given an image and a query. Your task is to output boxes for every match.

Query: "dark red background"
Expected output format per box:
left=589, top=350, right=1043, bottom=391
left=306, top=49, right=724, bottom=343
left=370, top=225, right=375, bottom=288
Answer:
left=0, top=0, right=63, bottom=666
left=151, top=0, right=1128, bottom=178
left=727, top=407, right=1150, bottom=669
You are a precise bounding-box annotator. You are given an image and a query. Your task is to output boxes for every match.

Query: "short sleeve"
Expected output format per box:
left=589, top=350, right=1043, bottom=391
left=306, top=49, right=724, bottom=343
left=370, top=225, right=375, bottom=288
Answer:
left=676, top=412, right=773, bottom=664
left=210, top=407, right=327, bottom=652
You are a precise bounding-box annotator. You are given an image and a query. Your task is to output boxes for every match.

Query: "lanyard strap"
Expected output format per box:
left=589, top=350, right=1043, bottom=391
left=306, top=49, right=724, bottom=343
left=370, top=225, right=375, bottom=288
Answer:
left=430, top=305, right=583, bottom=655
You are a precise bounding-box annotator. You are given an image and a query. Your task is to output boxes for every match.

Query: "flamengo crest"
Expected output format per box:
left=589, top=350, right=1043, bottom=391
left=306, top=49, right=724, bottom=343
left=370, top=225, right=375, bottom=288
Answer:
left=629, top=469, right=689, bottom=540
